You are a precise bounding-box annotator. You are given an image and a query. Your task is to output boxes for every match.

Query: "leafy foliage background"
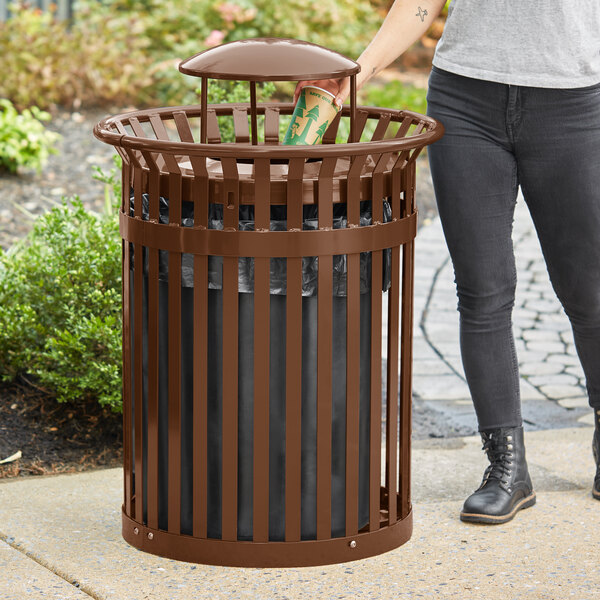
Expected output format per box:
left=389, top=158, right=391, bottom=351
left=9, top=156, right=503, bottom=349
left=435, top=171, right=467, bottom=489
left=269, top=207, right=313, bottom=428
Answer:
left=0, top=163, right=123, bottom=411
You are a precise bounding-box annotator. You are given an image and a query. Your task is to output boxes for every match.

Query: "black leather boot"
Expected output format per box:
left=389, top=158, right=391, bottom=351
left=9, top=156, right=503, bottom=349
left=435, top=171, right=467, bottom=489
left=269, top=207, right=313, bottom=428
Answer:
left=460, top=426, right=536, bottom=524
left=593, top=409, right=600, bottom=501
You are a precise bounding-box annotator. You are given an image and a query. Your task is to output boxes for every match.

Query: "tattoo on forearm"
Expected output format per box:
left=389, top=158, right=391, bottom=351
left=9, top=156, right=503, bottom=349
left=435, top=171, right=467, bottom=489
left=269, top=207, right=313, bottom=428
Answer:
left=415, top=6, right=428, bottom=21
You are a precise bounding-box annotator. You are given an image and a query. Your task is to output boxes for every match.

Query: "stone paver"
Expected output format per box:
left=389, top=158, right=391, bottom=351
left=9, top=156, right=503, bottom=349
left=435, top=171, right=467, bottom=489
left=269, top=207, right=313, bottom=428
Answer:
left=411, top=193, right=590, bottom=432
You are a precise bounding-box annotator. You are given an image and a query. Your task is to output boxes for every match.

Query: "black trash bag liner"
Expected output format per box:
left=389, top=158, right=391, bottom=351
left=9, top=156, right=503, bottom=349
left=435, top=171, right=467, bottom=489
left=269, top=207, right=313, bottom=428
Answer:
left=129, top=193, right=392, bottom=296
left=133, top=282, right=373, bottom=541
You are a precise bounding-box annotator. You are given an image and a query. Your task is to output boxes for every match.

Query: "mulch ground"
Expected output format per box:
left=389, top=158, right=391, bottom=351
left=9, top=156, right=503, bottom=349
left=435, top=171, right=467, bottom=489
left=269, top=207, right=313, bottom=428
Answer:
left=0, top=381, right=122, bottom=479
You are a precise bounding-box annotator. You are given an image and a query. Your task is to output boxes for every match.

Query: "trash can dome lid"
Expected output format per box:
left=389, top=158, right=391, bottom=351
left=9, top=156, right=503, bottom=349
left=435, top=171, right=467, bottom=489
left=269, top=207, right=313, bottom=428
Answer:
left=179, top=38, right=360, bottom=81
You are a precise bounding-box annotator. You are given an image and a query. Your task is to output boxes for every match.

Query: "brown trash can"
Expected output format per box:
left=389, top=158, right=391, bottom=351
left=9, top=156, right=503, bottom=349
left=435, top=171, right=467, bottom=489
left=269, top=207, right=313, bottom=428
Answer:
left=94, top=38, right=443, bottom=568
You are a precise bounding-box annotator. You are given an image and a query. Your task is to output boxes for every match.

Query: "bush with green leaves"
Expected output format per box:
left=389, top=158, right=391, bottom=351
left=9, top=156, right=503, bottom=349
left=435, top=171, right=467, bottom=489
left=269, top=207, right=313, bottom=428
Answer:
left=73, top=0, right=380, bottom=107
left=0, top=2, right=152, bottom=110
left=78, top=0, right=379, bottom=63
left=362, top=80, right=428, bottom=117
left=0, top=189, right=123, bottom=411
left=2, top=1, right=381, bottom=110
left=0, top=99, right=60, bottom=173
left=218, top=0, right=380, bottom=58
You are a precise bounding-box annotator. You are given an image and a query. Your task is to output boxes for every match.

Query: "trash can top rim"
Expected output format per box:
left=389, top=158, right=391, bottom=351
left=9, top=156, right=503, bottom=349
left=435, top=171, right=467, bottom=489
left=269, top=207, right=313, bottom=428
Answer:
left=178, top=37, right=360, bottom=82
left=93, top=106, right=444, bottom=158
left=95, top=127, right=442, bottom=159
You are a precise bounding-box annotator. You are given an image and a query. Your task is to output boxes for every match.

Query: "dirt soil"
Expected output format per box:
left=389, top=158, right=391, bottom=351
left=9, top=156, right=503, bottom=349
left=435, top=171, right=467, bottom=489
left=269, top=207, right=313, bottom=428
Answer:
left=0, top=382, right=122, bottom=479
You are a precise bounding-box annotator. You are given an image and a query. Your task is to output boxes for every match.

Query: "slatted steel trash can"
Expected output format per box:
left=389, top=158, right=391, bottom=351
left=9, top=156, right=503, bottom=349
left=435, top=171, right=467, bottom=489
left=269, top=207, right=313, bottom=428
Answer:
left=93, top=38, right=443, bottom=568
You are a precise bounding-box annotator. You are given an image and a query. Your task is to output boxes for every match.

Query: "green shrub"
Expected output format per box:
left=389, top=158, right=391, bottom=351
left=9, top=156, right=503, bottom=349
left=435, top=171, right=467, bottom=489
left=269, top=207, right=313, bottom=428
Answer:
left=362, top=80, right=428, bottom=116
left=0, top=2, right=152, bottom=110
left=91, top=155, right=123, bottom=210
left=0, top=194, right=122, bottom=412
left=2, top=1, right=380, bottom=110
left=219, top=0, right=380, bottom=58
left=0, top=99, right=60, bottom=173
left=78, top=0, right=379, bottom=60
left=74, top=0, right=380, bottom=107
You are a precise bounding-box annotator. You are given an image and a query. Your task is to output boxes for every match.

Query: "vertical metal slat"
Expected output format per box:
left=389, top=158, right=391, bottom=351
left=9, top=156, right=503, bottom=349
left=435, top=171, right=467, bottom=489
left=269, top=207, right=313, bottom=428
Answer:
left=285, top=158, right=305, bottom=542
left=146, top=165, right=160, bottom=531
left=253, top=158, right=271, bottom=542
left=371, top=113, right=392, bottom=142
left=395, top=116, right=415, bottom=142
left=112, top=121, right=130, bottom=168
left=386, top=160, right=401, bottom=526
left=345, top=155, right=366, bottom=536
left=174, top=112, right=210, bottom=538
left=351, top=110, right=370, bottom=143
left=148, top=115, right=183, bottom=535
left=192, top=187, right=209, bottom=539
left=264, top=107, right=280, bottom=144
left=321, top=110, right=342, bottom=145
left=133, top=165, right=144, bottom=524
left=207, top=109, right=222, bottom=144
left=221, top=157, right=240, bottom=541
left=121, top=159, right=133, bottom=519
left=232, top=107, right=250, bottom=144
left=145, top=153, right=161, bottom=532
left=406, top=122, right=428, bottom=167
left=316, top=157, right=337, bottom=540
left=128, top=117, right=160, bottom=531
left=399, top=165, right=415, bottom=520
left=122, top=147, right=142, bottom=524
left=369, top=163, right=384, bottom=532
left=167, top=171, right=183, bottom=535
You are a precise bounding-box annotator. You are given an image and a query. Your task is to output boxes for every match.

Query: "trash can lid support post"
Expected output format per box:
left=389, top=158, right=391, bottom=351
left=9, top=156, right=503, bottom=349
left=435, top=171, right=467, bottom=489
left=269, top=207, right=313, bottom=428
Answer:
left=201, top=77, right=208, bottom=145
left=350, top=75, right=357, bottom=144
left=250, top=81, right=258, bottom=146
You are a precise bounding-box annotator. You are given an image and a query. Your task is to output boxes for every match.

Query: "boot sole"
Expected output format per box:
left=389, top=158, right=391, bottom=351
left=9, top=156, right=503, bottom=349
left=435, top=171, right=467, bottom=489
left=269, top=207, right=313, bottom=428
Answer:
left=460, top=492, right=537, bottom=525
left=593, top=486, right=600, bottom=501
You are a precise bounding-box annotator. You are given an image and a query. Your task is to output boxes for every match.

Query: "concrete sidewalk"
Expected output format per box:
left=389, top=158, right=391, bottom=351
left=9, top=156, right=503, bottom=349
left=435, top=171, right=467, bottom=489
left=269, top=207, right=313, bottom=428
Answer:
left=1, top=428, right=597, bottom=599
left=1, top=184, right=598, bottom=599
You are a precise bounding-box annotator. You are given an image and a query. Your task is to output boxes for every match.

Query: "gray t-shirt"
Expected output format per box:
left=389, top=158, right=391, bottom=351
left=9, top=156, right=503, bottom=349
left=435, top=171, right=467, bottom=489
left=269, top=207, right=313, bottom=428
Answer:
left=433, top=0, right=600, bottom=88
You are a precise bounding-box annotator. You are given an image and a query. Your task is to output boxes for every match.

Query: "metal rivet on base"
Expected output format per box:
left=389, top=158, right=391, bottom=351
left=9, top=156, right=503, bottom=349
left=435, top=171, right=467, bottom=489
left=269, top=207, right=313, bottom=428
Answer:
left=148, top=532, right=154, bottom=540
left=349, top=540, right=357, bottom=549
left=133, top=527, right=139, bottom=535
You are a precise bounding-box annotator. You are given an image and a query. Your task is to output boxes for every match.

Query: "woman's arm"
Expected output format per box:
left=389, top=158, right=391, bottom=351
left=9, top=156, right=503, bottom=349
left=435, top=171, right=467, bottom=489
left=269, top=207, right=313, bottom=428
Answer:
left=294, top=0, right=447, bottom=106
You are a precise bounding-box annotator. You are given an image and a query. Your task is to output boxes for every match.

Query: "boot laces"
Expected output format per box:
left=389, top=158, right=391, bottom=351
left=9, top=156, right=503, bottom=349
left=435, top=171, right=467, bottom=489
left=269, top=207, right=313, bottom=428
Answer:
left=480, top=436, right=513, bottom=489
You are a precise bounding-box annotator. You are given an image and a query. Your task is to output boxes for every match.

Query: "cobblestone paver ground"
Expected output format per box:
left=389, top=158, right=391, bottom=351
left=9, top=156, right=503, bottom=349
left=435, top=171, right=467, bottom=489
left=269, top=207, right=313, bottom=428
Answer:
left=410, top=192, right=591, bottom=434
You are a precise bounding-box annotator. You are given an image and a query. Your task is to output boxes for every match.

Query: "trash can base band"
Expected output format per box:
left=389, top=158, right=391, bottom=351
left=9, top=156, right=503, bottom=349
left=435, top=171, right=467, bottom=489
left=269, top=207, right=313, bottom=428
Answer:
left=119, top=210, right=417, bottom=257
left=122, top=505, right=412, bottom=568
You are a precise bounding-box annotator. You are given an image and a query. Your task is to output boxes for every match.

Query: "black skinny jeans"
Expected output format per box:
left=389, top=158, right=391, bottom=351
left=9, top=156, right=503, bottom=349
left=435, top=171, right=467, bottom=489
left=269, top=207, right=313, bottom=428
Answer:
left=426, top=66, right=600, bottom=431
